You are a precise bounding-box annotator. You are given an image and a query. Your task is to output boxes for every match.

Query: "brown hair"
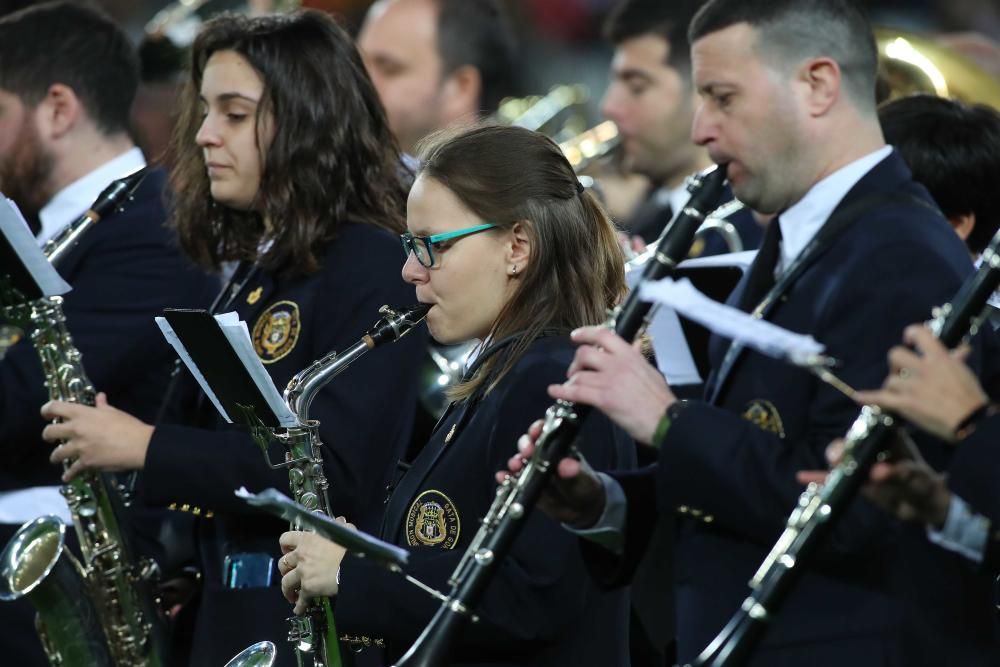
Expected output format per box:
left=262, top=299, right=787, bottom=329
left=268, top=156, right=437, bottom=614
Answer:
left=169, top=10, right=409, bottom=276
left=418, top=125, right=627, bottom=400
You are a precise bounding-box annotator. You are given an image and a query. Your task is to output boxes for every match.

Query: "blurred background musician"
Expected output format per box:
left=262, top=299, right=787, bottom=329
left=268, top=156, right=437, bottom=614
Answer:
left=357, top=0, right=517, bottom=157
left=879, top=94, right=1000, bottom=261
left=600, top=0, right=762, bottom=254
left=39, top=10, right=426, bottom=665
left=0, top=2, right=215, bottom=664
left=277, top=124, right=636, bottom=667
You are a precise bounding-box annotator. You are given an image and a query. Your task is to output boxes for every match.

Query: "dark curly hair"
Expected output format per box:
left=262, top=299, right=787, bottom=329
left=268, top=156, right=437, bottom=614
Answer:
left=169, top=10, right=409, bottom=276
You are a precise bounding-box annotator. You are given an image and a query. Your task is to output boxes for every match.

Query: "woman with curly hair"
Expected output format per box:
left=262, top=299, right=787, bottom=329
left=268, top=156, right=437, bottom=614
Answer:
left=40, top=10, right=426, bottom=665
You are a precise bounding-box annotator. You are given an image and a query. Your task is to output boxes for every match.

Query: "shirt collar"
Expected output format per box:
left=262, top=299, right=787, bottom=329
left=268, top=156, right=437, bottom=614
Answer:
left=777, top=145, right=893, bottom=271
left=37, top=147, right=147, bottom=246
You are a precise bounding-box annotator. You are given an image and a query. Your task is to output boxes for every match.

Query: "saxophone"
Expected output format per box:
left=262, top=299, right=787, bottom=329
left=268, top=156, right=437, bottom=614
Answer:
left=234, top=304, right=429, bottom=667
left=0, top=169, right=167, bottom=667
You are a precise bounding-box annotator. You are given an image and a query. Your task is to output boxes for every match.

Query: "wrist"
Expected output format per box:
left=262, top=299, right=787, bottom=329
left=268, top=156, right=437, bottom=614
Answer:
left=135, top=424, right=155, bottom=469
left=927, top=483, right=952, bottom=531
left=571, top=474, right=608, bottom=530
left=952, top=403, right=996, bottom=442
left=651, top=400, right=687, bottom=449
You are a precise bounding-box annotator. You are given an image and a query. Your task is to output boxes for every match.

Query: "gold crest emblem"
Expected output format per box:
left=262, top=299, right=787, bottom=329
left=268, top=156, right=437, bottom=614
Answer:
left=251, top=300, right=301, bottom=364
left=246, top=287, right=263, bottom=305
left=742, top=399, right=786, bottom=438
left=405, top=490, right=460, bottom=549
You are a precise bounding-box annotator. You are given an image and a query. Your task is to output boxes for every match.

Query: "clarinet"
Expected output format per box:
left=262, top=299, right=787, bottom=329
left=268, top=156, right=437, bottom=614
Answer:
left=691, top=230, right=1000, bottom=667
left=393, top=164, right=728, bottom=667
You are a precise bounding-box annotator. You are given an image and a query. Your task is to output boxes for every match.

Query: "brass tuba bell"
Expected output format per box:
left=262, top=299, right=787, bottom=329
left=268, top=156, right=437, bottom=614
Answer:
left=875, top=27, right=1000, bottom=108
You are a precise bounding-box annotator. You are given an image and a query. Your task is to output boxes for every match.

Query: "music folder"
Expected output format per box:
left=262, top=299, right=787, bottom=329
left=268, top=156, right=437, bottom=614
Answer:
left=156, top=308, right=299, bottom=429
left=236, top=487, right=410, bottom=570
left=0, top=196, right=70, bottom=300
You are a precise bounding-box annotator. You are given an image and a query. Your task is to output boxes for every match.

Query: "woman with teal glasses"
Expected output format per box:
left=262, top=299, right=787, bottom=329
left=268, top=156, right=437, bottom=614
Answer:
left=276, top=124, right=637, bottom=666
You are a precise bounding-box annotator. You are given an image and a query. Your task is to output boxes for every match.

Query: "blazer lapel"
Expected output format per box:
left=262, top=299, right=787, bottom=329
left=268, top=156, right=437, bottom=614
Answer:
left=381, top=399, right=475, bottom=541
left=706, top=154, right=925, bottom=405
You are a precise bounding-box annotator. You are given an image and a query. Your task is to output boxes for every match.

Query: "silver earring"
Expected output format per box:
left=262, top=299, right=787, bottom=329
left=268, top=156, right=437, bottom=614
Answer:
left=510, top=265, right=518, bottom=275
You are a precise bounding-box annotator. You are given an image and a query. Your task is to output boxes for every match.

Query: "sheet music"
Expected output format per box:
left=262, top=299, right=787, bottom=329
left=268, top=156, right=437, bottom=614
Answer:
left=626, top=253, right=752, bottom=385
left=640, top=277, right=825, bottom=364
left=676, top=249, right=757, bottom=270
left=155, top=317, right=232, bottom=422
left=214, top=312, right=300, bottom=427
left=0, top=197, right=70, bottom=296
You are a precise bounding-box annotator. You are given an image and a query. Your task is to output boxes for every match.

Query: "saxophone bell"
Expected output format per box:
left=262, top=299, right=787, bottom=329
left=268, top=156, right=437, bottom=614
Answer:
left=223, top=640, right=276, bottom=667
left=0, top=516, right=114, bottom=666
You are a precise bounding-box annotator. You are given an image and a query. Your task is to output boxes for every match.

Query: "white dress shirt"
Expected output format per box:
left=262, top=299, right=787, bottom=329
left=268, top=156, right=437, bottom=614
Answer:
left=37, top=147, right=146, bottom=245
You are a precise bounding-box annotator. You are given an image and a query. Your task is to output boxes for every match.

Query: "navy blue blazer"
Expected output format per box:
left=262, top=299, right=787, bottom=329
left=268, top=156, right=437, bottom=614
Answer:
left=335, top=336, right=636, bottom=667
left=141, top=222, right=427, bottom=667
left=0, top=168, right=215, bottom=491
left=604, top=152, right=1000, bottom=665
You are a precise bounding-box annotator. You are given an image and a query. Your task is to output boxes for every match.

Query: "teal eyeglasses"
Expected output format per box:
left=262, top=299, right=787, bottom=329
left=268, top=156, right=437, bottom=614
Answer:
left=400, top=223, right=498, bottom=268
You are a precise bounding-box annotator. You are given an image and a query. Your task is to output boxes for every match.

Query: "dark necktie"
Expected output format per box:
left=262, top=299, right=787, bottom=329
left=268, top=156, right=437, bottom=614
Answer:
left=737, top=217, right=782, bottom=313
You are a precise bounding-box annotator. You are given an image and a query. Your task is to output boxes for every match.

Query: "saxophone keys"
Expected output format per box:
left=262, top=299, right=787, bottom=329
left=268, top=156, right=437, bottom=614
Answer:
left=299, top=492, right=319, bottom=510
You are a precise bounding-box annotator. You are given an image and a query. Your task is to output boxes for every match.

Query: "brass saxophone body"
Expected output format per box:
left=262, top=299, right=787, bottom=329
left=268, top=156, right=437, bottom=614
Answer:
left=0, top=168, right=166, bottom=667
left=239, top=304, right=429, bottom=667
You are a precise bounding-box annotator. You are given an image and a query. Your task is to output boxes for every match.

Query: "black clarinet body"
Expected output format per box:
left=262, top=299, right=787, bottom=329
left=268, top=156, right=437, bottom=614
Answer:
left=393, top=164, right=728, bottom=667
left=692, top=229, right=1000, bottom=667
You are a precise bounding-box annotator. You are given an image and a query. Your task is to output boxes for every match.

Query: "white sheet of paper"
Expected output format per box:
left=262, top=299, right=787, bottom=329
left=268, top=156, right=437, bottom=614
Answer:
left=214, top=313, right=300, bottom=427
left=626, top=253, right=754, bottom=385
left=155, top=316, right=232, bottom=422
left=676, top=249, right=757, bottom=270
left=639, top=277, right=825, bottom=364
left=0, top=197, right=70, bottom=297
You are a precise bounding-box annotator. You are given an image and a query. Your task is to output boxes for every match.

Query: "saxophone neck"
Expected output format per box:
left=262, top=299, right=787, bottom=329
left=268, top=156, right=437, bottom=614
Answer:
left=283, top=303, right=430, bottom=422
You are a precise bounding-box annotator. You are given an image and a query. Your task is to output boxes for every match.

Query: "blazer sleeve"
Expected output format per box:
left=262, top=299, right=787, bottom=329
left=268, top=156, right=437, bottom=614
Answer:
left=336, top=349, right=633, bottom=655
left=658, top=240, right=971, bottom=554
left=576, top=464, right=660, bottom=588
left=948, top=414, right=1000, bottom=527
left=143, top=232, right=425, bottom=520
